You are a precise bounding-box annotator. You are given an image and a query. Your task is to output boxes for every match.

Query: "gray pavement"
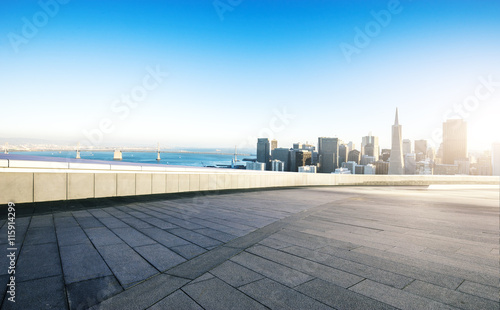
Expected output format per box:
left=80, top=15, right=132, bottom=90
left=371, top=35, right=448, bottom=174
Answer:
left=0, top=186, right=498, bottom=309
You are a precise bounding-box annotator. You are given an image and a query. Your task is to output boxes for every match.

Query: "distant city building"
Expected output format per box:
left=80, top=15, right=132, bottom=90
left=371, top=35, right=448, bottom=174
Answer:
left=291, top=150, right=312, bottom=172
left=492, top=143, right=500, bottom=176
left=361, top=135, right=379, bottom=160
left=364, top=164, right=376, bottom=174
left=454, top=159, right=470, bottom=175
left=338, top=144, right=348, bottom=168
left=271, top=159, right=284, bottom=172
left=347, top=141, right=355, bottom=153
left=473, top=153, right=492, bottom=176
left=404, top=153, right=416, bottom=175
left=354, top=165, right=364, bottom=174
left=292, top=142, right=302, bottom=150
left=343, top=161, right=357, bottom=174
left=361, top=155, right=375, bottom=165
left=347, top=149, right=361, bottom=164
left=389, top=108, right=405, bottom=175
left=381, top=149, right=391, bottom=162
left=415, top=139, right=427, bottom=161
left=434, top=164, right=459, bottom=175
left=374, top=160, right=389, bottom=175
left=334, top=167, right=351, bottom=174
left=270, top=139, right=278, bottom=151
left=403, top=139, right=412, bottom=155
left=416, top=160, right=433, bottom=175
left=318, top=137, right=339, bottom=173
left=271, top=148, right=291, bottom=171
left=442, top=119, right=467, bottom=165
left=298, top=165, right=317, bottom=173
left=257, top=138, right=271, bottom=170
left=427, top=147, right=435, bottom=162
left=246, top=162, right=265, bottom=171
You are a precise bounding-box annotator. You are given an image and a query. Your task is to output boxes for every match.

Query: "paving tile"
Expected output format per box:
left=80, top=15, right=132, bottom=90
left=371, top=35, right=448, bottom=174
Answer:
left=296, top=278, right=397, bottom=310
left=54, top=216, right=79, bottom=229
left=84, top=227, right=124, bottom=247
left=16, top=242, right=61, bottom=282
left=282, top=245, right=414, bottom=289
left=240, top=278, right=333, bottom=310
left=193, top=227, right=237, bottom=243
left=170, top=244, right=207, bottom=259
left=141, top=227, right=190, bottom=248
left=95, top=243, right=158, bottom=287
left=210, top=260, right=264, bottom=287
left=111, top=227, right=156, bottom=247
left=23, top=226, right=57, bottom=245
left=457, top=281, right=499, bottom=302
left=96, top=216, right=129, bottom=229
left=141, top=217, right=179, bottom=229
left=2, top=275, right=67, bottom=310
left=56, top=226, right=89, bottom=247
left=247, top=244, right=363, bottom=288
left=28, top=214, right=53, bottom=228
left=404, top=280, right=499, bottom=310
left=168, top=228, right=222, bottom=248
left=73, top=212, right=104, bottom=229
left=67, top=276, right=122, bottom=310
left=230, top=252, right=314, bottom=288
left=148, top=290, right=203, bottom=310
left=350, top=279, right=456, bottom=310
left=183, top=277, right=267, bottom=310
left=90, top=274, right=189, bottom=310
left=167, top=246, right=241, bottom=280
left=120, top=216, right=152, bottom=229
left=134, top=243, right=186, bottom=271
left=60, top=242, right=112, bottom=284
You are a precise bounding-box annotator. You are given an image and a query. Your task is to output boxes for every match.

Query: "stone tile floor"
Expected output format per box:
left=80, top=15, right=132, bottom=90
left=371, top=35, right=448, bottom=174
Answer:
left=0, top=186, right=498, bottom=309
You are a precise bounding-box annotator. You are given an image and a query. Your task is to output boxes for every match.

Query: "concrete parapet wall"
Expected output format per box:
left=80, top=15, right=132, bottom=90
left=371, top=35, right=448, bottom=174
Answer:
left=0, top=159, right=498, bottom=204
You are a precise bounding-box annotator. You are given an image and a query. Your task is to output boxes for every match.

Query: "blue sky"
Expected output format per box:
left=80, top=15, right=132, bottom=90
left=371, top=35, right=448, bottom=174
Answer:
left=1, top=0, right=499, bottom=151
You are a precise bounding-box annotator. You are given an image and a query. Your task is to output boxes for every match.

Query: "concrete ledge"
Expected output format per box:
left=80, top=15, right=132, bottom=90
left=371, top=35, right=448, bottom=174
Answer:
left=10, top=160, right=69, bottom=169
left=0, top=159, right=8, bottom=168
left=0, top=172, right=33, bottom=204
left=152, top=174, right=166, bottom=194
left=166, top=174, right=179, bottom=193
left=68, top=173, right=94, bottom=200
left=69, top=162, right=111, bottom=170
left=117, top=174, right=136, bottom=196
left=136, top=173, right=152, bottom=195
left=95, top=173, right=117, bottom=198
left=34, top=173, right=67, bottom=202
left=111, top=165, right=142, bottom=171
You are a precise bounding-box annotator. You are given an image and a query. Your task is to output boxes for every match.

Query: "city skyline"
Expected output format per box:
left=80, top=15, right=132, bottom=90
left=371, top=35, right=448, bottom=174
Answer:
left=1, top=1, right=499, bottom=151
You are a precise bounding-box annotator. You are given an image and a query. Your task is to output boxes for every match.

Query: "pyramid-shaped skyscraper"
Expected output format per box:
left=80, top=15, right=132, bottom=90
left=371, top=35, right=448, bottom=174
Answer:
left=389, top=108, right=405, bottom=175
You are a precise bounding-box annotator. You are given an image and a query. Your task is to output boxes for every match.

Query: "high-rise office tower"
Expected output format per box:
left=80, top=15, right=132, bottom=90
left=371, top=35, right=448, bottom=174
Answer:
left=403, top=139, right=412, bottom=155
left=270, top=139, right=278, bottom=151
left=257, top=138, right=270, bottom=170
left=271, top=148, right=291, bottom=171
left=492, top=143, right=500, bottom=176
left=361, top=135, right=379, bottom=160
left=415, top=139, right=427, bottom=161
left=389, top=108, right=405, bottom=175
left=318, top=137, right=339, bottom=173
left=338, top=144, right=348, bottom=168
left=442, top=119, right=467, bottom=165
left=291, top=150, right=312, bottom=172
left=347, top=149, right=361, bottom=164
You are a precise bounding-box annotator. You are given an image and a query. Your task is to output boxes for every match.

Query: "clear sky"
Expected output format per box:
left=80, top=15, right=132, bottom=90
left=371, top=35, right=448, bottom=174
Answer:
left=1, top=0, right=499, bottom=151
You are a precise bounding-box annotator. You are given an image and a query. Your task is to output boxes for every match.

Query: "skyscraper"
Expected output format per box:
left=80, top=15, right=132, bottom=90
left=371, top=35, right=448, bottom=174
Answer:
left=318, top=137, right=339, bottom=173
left=403, top=139, right=412, bottom=155
left=361, top=135, right=379, bottom=160
left=257, top=138, right=270, bottom=170
left=270, top=139, right=278, bottom=151
left=442, top=119, right=467, bottom=165
left=389, top=108, right=405, bottom=175
left=338, top=144, right=348, bottom=168
left=271, top=148, right=291, bottom=171
left=415, top=139, right=427, bottom=161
